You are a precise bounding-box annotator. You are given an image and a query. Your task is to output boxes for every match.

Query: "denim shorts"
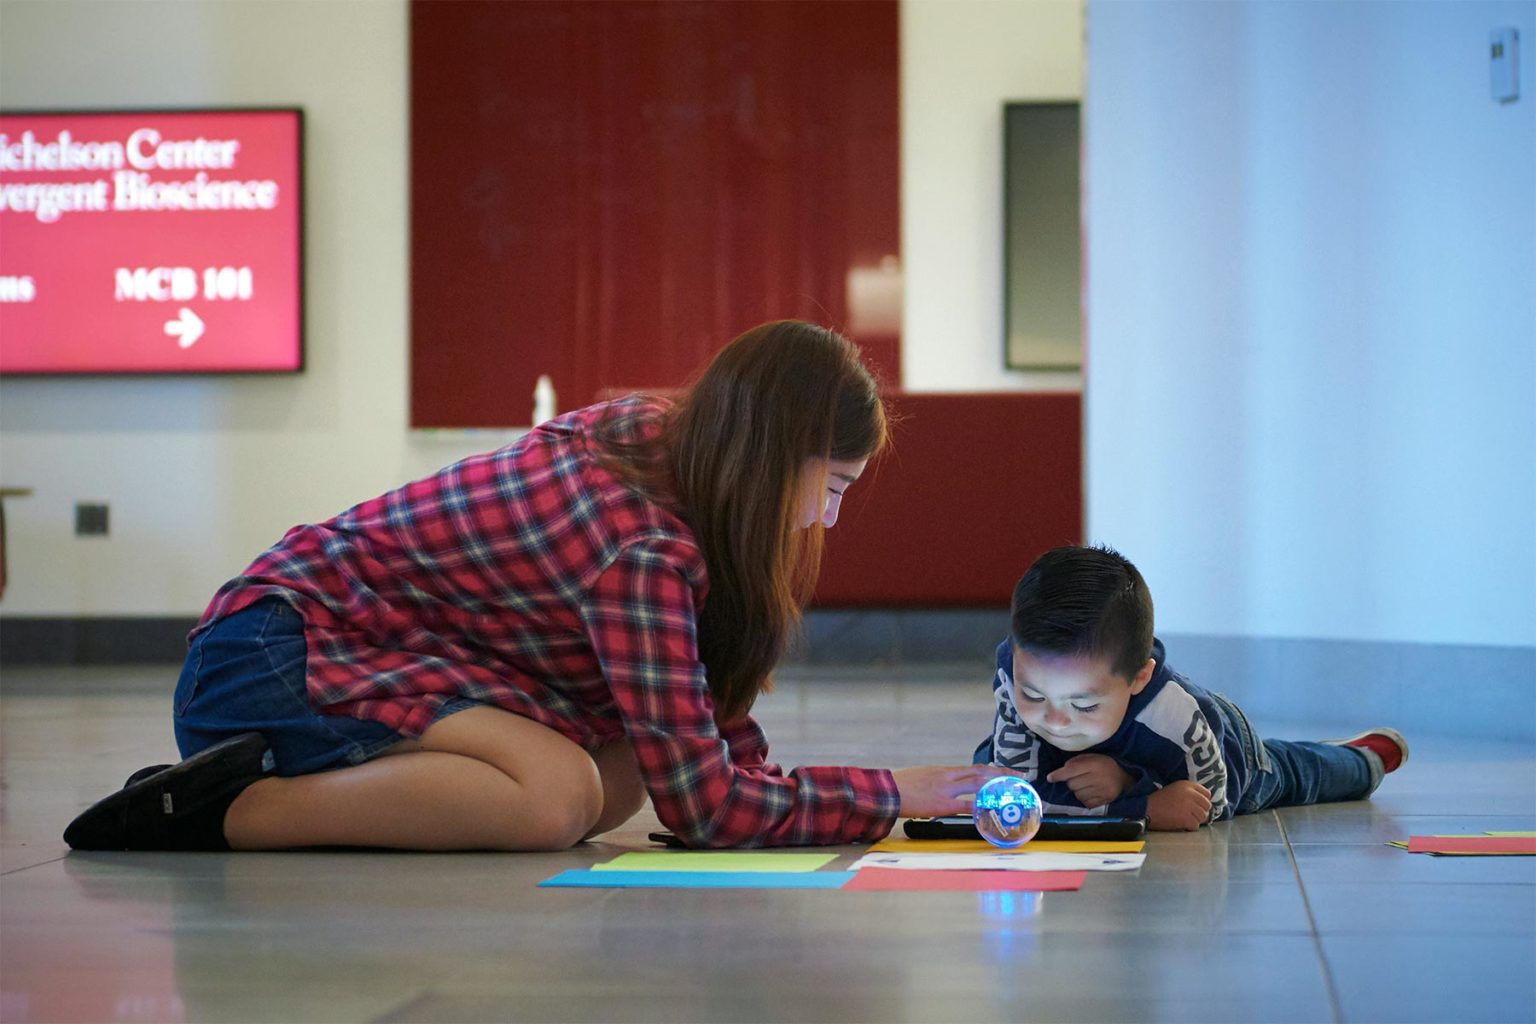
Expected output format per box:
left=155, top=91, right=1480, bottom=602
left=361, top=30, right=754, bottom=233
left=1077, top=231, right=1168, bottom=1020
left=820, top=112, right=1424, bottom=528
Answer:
left=173, top=596, right=409, bottom=776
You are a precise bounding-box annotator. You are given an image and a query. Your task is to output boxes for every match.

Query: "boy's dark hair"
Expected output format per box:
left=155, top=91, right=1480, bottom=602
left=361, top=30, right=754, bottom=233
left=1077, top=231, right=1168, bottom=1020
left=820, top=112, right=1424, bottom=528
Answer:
left=1010, top=545, right=1154, bottom=681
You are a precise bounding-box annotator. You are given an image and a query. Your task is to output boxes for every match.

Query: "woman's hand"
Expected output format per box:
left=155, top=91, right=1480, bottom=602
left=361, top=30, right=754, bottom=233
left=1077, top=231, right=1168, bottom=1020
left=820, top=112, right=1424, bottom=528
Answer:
left=1045, top=754, right=1133, bottom=809
left=1146, top=780, right=1212, bottom=831
left=891, top=765, right=1022, bottom=818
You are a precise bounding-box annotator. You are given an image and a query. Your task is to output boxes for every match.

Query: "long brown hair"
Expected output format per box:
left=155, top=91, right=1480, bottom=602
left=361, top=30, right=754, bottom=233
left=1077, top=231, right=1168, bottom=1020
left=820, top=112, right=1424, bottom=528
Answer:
left=600, top=320, right=888, bottom=721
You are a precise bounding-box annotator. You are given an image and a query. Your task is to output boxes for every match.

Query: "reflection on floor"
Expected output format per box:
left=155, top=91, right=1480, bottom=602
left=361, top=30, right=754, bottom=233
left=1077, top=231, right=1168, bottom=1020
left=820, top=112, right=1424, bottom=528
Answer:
left=3, top=663, right=1534, bottom=1023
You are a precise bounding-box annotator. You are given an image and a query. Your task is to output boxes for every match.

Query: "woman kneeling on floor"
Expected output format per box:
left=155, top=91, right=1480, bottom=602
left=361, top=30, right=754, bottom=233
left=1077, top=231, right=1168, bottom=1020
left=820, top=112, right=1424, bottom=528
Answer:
left=65, top=320, right=1003, bottom=852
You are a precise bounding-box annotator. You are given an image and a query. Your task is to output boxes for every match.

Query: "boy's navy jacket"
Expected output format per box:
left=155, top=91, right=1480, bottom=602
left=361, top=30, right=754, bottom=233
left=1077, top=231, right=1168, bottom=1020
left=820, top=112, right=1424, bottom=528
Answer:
left=973, top=638, right=1249, bottom=822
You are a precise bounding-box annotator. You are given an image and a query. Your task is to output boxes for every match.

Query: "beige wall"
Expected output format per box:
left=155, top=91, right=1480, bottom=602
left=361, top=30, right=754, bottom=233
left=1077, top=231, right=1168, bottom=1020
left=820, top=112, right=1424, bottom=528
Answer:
left=901, top=0, right=1083, bottom=393
left=0, top=0, right=445, bottom=616
left=0, top=0, right=1077, bottom=616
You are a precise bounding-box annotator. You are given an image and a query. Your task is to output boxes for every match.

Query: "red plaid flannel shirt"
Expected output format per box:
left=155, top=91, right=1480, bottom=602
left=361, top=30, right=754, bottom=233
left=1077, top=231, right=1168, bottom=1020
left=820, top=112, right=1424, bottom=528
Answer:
left=195, top=398, right=899, bottom=847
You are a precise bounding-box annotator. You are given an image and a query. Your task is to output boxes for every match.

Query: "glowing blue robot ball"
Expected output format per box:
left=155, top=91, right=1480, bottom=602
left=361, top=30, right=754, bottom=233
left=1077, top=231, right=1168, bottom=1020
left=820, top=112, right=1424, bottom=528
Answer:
left=973, top=776, right=1044, bottom=848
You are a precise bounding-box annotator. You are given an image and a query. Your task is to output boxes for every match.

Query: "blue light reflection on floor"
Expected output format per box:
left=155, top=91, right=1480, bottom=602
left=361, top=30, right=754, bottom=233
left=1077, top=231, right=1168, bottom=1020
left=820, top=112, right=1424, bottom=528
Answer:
left=980, top=889, right=1043, bottom=960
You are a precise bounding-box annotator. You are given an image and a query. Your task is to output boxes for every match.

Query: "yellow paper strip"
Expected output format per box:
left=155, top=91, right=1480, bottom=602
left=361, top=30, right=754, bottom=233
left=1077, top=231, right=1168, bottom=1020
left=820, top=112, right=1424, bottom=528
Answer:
left=592, top=852, right=838, bottom=873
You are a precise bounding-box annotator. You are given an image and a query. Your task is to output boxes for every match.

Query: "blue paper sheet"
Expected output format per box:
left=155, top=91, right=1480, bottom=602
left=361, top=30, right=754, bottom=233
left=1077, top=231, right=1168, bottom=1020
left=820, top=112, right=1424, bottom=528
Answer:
left=539, top=869, right=856, bottom=890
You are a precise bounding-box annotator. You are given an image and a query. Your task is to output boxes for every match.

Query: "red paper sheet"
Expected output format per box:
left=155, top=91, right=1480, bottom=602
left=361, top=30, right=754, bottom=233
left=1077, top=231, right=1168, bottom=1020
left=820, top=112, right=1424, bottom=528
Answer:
left=1406, top=836, right=1536, bottom=855
left=842, top=869, right=1086, bottom=892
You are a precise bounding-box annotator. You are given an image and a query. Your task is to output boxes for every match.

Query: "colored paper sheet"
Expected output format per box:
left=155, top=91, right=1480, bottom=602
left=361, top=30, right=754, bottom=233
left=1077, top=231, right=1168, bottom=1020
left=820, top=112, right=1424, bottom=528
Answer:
left=842, top=868, right=1085, bottom=892
left=849, top=852, right=1144, bottom=873
left=591, top=852, right=838, bottom=873
left=1405, top=836, right=1536, bottom=855
left=871, top=837, right=1144, bottom=855
left=1389, top=834, right=1521, bottom=849
left=1387, top=834, right=1530, bottom=851
left=539, top=869, right=856, bottom=889
left=1393, top=833, right=1536, bottom=839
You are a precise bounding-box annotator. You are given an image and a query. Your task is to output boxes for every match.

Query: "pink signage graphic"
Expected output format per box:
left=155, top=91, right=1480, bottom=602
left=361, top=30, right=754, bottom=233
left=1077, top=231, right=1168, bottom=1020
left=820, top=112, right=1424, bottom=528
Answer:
left=0, top=109, right=303, bottom=374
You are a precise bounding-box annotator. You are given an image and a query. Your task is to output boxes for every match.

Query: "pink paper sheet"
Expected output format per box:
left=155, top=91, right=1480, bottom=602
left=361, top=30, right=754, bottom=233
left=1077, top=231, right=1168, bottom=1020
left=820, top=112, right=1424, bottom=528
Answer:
left=1406, top=836, right=1536, bottom=855
left=842, top=868, right=1086, bottom=892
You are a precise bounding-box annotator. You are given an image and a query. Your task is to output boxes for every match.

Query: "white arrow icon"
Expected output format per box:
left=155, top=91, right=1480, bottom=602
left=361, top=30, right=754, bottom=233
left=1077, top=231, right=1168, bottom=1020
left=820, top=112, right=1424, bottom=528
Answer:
left=164, top=307, right=205, bottom=349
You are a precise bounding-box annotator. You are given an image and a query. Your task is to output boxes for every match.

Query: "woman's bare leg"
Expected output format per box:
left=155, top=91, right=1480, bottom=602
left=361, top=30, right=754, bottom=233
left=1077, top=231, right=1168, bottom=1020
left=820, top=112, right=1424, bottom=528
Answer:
left=584, top=739, right=647, bottom=839
left=222, top=707, right=605, bottom=851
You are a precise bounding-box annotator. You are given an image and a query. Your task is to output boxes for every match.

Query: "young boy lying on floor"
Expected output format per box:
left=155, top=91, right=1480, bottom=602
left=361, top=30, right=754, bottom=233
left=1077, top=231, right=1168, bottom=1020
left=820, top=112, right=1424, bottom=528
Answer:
left=973, top=545, right=1407, bottom=830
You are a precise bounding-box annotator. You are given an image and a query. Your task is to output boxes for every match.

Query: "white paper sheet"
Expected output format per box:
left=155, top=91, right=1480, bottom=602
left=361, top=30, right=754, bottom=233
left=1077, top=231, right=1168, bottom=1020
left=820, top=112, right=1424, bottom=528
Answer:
left=848, top=852, right=1146, bottom=872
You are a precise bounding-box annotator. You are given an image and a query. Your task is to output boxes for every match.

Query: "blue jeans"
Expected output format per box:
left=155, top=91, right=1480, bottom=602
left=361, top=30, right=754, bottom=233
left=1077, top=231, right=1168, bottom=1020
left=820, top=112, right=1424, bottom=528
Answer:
left=1237, top=737, right=1377, bottom=813
left=173, top=597, right=407, bottom=776
left=1203, top=693, right=1378, bottom=815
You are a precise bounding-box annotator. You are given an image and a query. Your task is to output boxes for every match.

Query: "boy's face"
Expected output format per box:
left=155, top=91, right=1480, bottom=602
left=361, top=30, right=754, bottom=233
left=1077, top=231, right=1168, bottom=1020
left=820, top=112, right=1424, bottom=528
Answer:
left=1010, top=646, right=1156, bottom=751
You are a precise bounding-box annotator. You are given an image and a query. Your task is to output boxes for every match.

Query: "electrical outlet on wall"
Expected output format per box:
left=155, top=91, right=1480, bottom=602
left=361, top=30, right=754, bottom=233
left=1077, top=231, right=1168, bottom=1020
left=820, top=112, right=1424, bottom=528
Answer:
left=75, top=502, right=109, bottom=536
left=1491, top=27, right=1520, bottom=104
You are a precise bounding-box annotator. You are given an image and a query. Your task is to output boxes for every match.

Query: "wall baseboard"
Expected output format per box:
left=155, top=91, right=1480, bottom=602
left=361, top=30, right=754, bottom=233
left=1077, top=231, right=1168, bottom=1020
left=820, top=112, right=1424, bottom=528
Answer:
left=0, top=617, right=199, bottom=665
left=1160, top=632, right=1534, bottom=744
left=791, top=609, right=1010, bottom=665
left=0, top=611, right=1013, bottom=668
left=3, top=616, right=1526, bottom=742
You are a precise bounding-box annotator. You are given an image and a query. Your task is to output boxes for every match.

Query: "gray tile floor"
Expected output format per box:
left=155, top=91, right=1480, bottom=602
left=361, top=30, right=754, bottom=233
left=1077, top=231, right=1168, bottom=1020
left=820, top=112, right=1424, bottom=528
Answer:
left=2, top=662, right=1534, bottom=1023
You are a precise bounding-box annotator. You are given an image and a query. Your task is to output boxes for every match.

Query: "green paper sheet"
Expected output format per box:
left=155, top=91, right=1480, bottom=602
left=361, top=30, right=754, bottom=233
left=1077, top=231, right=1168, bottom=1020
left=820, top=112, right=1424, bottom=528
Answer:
left=591, top=851, right=839, bottom=873
left=540, top=869, right=854, bottom=890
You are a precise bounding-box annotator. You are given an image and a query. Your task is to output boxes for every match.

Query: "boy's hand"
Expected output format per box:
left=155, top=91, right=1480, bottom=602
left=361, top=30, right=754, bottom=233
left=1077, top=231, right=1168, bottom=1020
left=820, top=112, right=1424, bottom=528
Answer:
left=1045, top=754, right=1133, bottom=808
left=1146, top=780, right=1212, bottom=831
left=891, top=765, right=1026, bottom=819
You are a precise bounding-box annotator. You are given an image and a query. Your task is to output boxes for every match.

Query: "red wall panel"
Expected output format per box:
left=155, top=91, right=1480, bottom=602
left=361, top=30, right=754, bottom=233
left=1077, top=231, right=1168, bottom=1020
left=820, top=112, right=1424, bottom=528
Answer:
left=410, top=0, right=900, bottom=427
left=814, top=393, right=1083, bottom=607
left=411, top=2, right=1083, bottom=608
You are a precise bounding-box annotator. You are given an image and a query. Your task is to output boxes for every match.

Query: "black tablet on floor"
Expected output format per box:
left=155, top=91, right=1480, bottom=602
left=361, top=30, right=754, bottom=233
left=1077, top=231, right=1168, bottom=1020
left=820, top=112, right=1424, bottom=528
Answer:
left=646, top=814, right=1147, bottom=849
left=903, top=814, right=1147, bottom=842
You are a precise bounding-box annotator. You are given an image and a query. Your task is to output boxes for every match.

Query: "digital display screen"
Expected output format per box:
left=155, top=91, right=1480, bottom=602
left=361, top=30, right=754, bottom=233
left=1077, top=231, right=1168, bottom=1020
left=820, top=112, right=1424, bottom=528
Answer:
left=0, top=108, right=303, bottom=375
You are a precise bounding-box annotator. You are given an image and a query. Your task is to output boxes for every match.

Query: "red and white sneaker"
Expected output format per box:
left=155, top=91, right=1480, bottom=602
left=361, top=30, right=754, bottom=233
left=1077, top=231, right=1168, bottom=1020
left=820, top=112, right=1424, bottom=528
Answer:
left=1332, top=727, right=1409, bottom=774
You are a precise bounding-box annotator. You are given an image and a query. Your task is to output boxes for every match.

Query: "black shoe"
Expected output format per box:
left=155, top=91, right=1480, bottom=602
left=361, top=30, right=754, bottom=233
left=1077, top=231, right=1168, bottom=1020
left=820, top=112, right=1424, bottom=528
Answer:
left=124, top=764, right=172, bottom=788
left=63, top=733, right=269, bottom=851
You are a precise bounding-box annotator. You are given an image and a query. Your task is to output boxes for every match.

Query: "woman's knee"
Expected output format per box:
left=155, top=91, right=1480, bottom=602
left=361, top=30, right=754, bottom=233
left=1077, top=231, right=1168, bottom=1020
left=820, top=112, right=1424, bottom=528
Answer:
left=516, top=791, right=601, bottom=849
left=463, top=740, right=606, bottom=850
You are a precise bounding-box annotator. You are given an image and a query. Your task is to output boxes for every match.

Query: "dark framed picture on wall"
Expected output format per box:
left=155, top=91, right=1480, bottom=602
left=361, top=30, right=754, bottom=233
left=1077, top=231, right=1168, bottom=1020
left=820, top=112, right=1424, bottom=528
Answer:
left=1003, top=101, right=1081, bottom=371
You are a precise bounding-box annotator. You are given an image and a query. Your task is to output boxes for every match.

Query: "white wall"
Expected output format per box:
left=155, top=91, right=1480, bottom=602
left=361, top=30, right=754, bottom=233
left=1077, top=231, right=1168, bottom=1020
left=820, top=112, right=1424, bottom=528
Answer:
left=901, top=0, right=1084, bottom=392
left=0, top=0, right=506, bottom=617
left=1084, top=0, right=1536, bottom=648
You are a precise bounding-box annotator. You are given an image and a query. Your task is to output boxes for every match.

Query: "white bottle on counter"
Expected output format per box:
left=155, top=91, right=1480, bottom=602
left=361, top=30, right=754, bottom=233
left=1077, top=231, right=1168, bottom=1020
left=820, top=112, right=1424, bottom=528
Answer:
left=532, top=374, right=557, bottom=427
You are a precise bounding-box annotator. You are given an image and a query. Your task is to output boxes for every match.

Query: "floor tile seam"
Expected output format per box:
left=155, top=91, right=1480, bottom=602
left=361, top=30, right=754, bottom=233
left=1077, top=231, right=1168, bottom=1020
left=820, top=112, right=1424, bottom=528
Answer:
left=0, top=855, right=67, bottom=877
left=1300, top=879, right=1536, bottom=886
left=1276, top=812, right=1347, bottom=1024
left=974, top=927, right=1326, bottom=939
left=1281, top=878, right=1536, bottom=886
left=369, top=990, right=439, bottom=1024
left=1309, top=926, right=1536, bottom=938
